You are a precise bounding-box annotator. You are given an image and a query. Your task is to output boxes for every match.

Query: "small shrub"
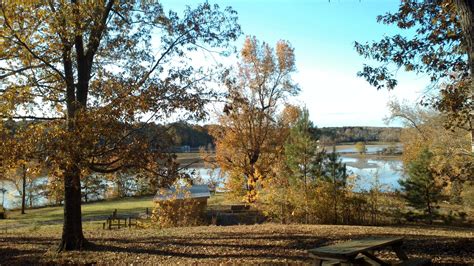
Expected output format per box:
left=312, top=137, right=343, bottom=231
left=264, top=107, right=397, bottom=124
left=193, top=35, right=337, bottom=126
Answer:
left=152, top=182, right=205, bottom=228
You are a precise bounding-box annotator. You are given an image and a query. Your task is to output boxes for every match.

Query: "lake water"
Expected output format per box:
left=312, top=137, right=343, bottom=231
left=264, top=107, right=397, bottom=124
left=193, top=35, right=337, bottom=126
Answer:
left=189, top=156, right=404, bottom=192
left=0, top=145, right=404, bottom=209
left=341, top=156, right=403, bottom=191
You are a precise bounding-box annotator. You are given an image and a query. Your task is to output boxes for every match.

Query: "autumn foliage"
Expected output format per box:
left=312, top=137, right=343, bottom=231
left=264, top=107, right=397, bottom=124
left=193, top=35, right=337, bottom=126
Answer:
left=211, top=36, right=299, bottom=203
left=0, top=1, right=240, bottom=250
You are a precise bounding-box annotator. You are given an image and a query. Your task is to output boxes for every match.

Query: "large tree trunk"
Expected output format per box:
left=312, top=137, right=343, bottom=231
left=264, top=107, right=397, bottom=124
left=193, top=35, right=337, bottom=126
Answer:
left=58, top=163, right=86, bottom=251
left=58, top=50, right=86, bottom=250
left=454, top=0, right=474, bottom=152
left=53, top=0, right=112, bottom=252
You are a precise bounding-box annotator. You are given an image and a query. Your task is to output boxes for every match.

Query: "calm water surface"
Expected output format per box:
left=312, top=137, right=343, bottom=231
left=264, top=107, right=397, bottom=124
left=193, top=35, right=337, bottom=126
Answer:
left=0, top=145, right=404, bottom=209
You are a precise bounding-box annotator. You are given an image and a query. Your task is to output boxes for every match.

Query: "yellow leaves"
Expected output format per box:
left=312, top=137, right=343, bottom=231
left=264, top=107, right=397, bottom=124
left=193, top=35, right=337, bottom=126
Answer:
left=214, top=36, right=299, bottom=204
left=241, top=36, right=257, bottom=63
left=275, top=40, right=295, bottom=72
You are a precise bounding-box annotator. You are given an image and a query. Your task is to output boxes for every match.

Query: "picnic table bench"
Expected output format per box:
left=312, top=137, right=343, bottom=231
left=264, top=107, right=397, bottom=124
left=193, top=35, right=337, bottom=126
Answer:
left=307, top=237, right=431, bottom=266
left=102, top=208, right=147, bottom=230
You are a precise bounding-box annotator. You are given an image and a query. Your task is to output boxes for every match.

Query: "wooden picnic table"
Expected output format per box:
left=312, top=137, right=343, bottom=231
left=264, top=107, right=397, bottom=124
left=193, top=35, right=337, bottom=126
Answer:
left=308, top=237, right=430, bottom=266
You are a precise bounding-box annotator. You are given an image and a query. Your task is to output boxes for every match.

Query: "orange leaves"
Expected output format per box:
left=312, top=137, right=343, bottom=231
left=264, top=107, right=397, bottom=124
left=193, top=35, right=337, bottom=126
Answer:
left=275, top=40, right=295, bottom=73
left=213, top=37, right=298, bottom=203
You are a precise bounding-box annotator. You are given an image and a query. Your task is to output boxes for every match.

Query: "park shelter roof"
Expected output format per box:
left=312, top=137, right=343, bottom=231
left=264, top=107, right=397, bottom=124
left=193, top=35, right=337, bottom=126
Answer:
left=154, top=184, right=211, bottom=201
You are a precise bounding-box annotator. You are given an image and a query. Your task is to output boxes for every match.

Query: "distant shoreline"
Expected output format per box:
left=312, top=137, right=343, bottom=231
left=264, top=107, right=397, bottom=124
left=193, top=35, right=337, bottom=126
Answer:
left=176, top=142, right=403, bottom=169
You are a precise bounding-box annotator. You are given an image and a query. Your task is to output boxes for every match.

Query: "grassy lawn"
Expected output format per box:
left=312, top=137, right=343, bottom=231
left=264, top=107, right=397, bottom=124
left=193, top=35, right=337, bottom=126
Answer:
left=0, top=193, right=233, bottom=229
left=0, top=196, right=155, bottom=228
left=0, top=193, right=473, bottom=264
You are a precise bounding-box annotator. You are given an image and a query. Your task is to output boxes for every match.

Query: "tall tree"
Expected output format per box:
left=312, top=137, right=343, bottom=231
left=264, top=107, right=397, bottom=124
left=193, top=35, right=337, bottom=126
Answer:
left=0, top=1, right=240, bottom=251
left=212, top=36, right=299, bottom=203
left=284, top=107, right=320, bottom=223
left=285, top=108, right=319, bottom=187
left=454, top=0, right=474, bottom=152
left=399, top=148, right=444, bottom=224
left=0, top=121, right=43, bottom=214
left=325, top=146, right=348, bottom=224
left=355, top=0, right=473, bottom=151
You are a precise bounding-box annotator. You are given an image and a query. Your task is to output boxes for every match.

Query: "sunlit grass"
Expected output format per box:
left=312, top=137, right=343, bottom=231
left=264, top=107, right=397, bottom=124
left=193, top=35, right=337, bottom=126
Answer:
left=0, top=193, right=232, bottom=231
left=0, top=196, right=155, bottom=227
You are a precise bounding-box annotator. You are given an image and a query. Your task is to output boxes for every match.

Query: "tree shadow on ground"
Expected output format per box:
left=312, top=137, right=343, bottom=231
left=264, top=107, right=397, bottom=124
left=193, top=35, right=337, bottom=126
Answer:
left=88, top=242, right=311, bottom=261
left=88, top=231, right=473, bottom=265
left=0, top=237, right=54, bottom=264
left=1, top=228, right=472, bottom=265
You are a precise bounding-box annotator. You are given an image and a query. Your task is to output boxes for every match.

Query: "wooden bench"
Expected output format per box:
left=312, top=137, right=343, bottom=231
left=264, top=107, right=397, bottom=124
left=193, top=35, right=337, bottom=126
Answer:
left=102, top=209, right=141, bottom=230
left=307, top=237, right=431, bottom=266
left=103, top=216, right=128, bottom=229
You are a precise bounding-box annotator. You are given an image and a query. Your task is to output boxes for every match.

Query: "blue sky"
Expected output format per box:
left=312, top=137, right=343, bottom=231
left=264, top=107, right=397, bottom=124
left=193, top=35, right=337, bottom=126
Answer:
left=160, top=0, right=431, bottom=127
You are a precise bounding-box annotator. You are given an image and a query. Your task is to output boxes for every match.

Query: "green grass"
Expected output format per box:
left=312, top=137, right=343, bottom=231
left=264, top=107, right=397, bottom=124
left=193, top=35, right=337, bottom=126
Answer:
left=0, top=193, right=231, bottom=229
left=0, top=196, right=155, bottom=228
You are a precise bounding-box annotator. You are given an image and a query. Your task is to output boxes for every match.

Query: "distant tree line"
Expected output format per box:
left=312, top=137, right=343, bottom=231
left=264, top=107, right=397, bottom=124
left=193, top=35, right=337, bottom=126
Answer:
left=314, top=127, right=401, bottom=144
left=2, top=120, right=402, bottom=153
left=167, top=124, right=403, bottom=148
left=165, top=122, right=214, bottom=149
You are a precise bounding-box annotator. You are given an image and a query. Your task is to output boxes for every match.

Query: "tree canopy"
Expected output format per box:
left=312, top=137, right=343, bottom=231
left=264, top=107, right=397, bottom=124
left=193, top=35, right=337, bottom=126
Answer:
left=212, top=36, right=299, bottom=203
left=355, top=0, right=473, bottom=134
left=0, top=0, right=240, bottom=251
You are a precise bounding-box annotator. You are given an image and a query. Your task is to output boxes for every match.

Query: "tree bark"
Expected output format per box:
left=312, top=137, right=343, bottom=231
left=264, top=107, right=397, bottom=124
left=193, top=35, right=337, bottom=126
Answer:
left=21, top=164, right=26, bottom=214
left=58, top=163, right=86, bottom=251
left=454, top=0, right=474, bottom=152
left=84, top=175, right=88, bottom=203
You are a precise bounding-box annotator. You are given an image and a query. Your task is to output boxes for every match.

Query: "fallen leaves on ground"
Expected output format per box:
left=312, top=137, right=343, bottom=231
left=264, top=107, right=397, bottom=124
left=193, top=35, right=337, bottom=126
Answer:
left=0, top=223, right=472, bottom=265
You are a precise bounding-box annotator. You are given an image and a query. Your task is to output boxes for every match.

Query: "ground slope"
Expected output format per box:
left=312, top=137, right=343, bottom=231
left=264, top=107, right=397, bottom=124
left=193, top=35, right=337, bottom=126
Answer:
left=0, top=223, right=472, bottom=265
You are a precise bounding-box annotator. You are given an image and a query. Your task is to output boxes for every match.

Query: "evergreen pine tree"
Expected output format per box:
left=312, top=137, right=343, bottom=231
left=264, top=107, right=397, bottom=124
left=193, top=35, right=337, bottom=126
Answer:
left=284, top=108, right=320, bottom=223
left=285, top=108, right=319, bottom=185
left=325, top=146, right=348, bottom=224
left=399, top=148, right=443, bottom=224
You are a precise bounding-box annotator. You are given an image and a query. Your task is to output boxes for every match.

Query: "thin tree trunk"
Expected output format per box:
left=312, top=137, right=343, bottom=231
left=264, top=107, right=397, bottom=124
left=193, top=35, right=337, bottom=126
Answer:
left=304, top=166, right=309, bottom=224
left=21, top=164, right=26, bottom=214
left=331, top=159, right=337, bottom=224
left=427, top=202, right=433, bottom=225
